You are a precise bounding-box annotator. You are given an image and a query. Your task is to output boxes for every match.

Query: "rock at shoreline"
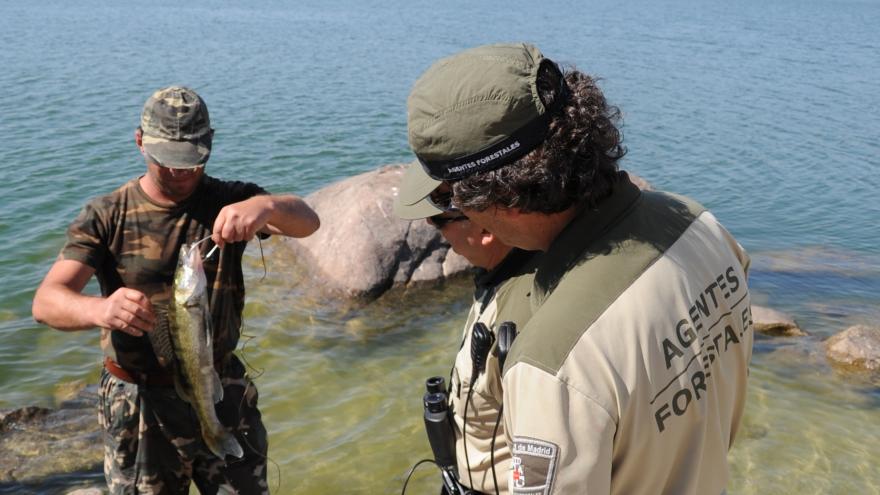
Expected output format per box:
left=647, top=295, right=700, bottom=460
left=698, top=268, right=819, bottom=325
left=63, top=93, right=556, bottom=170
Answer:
left=280, top=165, right=654, bottom=300
left=0, top=386, right=101, bottom=485
left=825, top=325, right=880, bottom=372
left=280, top=164, right=470, bottom=300
left=751, top=305, right=807, bottom=337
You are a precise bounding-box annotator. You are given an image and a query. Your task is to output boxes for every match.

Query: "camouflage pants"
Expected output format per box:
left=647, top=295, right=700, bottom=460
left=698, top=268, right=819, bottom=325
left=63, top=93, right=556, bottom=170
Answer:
left=98, top=355, right=269, bottom=495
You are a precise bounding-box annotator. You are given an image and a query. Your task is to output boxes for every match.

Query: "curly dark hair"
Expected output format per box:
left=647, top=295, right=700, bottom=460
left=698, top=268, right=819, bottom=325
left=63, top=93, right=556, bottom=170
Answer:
left=451, top=63, right=626, bottom=213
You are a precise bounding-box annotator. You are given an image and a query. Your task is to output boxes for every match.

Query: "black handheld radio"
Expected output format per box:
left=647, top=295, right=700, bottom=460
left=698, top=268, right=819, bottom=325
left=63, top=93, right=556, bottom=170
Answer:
left=496, top=321, right=517, bottom=370
left=470, top=322, right=495, bottom=381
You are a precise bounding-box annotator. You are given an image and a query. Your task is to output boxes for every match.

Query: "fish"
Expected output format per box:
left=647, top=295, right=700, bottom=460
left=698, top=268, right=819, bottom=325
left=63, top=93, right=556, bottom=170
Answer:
left=169, top=240, right=244, bottom=460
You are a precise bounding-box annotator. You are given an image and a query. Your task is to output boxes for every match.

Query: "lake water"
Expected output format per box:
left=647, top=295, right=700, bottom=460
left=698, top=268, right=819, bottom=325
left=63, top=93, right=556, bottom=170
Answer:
left=1, top=0, right=878, bottom=493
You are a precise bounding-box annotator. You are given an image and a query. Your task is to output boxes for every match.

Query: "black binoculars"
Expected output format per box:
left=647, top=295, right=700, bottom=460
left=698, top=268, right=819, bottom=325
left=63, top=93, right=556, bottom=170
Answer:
left=423, top=376, right=466, bottom=494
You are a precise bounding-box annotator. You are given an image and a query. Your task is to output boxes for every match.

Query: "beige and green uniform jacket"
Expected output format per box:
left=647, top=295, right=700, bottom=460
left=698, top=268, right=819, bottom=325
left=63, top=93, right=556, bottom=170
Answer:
left=450, top=249, right=536, bottom=494
left=503, top=175, right=752, bottom=495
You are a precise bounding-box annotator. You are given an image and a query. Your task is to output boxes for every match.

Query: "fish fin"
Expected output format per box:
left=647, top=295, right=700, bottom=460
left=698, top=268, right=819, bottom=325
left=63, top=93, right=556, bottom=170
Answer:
left=202, top=309, right=224, bottom=403
left=212, top=370, right=224, bottom=403
left=148, top=305, right=177, bottom=371
left=205, top=429, right=244, bottom=460
left=174, top=375, right=194, bottom=404
left=204, top=305, right=214, bottom=355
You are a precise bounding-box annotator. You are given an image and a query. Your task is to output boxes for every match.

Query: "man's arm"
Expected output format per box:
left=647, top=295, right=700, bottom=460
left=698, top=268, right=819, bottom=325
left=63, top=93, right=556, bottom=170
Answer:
left=503, top=362, right=615, bottom=494
left=32, top=259, right=155, bottom=336
left=211, top=194, right=320, bottom=247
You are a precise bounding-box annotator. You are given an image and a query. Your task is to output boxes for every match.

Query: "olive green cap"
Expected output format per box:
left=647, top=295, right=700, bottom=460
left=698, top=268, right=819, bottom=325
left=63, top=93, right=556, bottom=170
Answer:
left=140, top=86, right=212, bottom=168
left=407, top=43, right=552, bottom=181
left=392, top=161, right=444, bottom=220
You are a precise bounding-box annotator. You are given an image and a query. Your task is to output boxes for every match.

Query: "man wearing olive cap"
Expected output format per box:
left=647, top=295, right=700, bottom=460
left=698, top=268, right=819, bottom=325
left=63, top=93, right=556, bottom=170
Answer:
left=406, top=43, right=753, bottom=495
left=395, top=162, right=537, bottom=494
left=33, top=86, right=320, bottom=494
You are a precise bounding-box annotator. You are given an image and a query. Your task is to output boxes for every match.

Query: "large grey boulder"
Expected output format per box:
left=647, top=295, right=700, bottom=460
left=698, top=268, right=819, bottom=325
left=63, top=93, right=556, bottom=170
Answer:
left=280, top=166, right=654, bottom=300
left=281, top=164, right=469, bottom=300
left=751, top=305, right=807, bottom=337
left=825, top=325, right=880, bottom=372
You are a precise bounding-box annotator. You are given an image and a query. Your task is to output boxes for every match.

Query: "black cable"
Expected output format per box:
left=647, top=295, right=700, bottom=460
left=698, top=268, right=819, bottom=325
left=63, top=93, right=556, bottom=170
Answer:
left=448, top=363, right=457, bottom=397
left=489, top=404, right=503, bottom=495
left=401, top=458, right=439, bottom=495
left=462, top=385, right=475, bottom=490
left=257, top=236, right=267, bottom=281
left=464, top=322, right=493, bottom=492
left=488, top=320, right=516, bottom=495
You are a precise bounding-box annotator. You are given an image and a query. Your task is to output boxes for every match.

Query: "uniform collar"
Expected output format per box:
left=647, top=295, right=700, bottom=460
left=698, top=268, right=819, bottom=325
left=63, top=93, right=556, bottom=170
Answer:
left=474, top=248, right=537, bottom=308
left=475, top=248, right=535, bottom=289
left=532, top=172, right=642, bottom=305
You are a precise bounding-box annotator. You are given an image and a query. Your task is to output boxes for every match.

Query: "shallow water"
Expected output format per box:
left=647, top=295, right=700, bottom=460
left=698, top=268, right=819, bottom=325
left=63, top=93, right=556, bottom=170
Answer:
left=1, top=0, right=879, bottom=493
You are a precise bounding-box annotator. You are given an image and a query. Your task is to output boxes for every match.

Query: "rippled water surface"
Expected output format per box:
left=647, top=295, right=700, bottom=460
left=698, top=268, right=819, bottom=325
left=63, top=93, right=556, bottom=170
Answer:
left=1, top=0, right=878, bottom=493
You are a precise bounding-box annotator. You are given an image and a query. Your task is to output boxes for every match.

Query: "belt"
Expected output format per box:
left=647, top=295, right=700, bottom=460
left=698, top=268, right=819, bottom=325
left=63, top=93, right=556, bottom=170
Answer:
left=103, top=357, right=175, bottom=387
left=103, top=356, right=229, bottom=387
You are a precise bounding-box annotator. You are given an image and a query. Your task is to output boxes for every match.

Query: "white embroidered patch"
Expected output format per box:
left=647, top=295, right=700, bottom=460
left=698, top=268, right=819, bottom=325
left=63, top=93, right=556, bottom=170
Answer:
left=510, top=437, right=559, bottom=494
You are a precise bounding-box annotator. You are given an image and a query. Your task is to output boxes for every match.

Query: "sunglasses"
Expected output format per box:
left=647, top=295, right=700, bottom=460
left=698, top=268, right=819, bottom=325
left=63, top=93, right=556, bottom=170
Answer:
left=429, top=214, right=468, bottom=229
left=427, top=188, right=458, bottom=213
left=161, top=164, right=205, bottom=173
left=146, top=153, right=205, bottom=172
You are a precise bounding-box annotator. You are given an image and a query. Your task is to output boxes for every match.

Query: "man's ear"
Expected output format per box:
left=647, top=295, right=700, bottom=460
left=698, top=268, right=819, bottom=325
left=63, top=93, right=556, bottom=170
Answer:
left=479, top=228, right=496, bottom=247
left=134, top=127, right=144, bottom=151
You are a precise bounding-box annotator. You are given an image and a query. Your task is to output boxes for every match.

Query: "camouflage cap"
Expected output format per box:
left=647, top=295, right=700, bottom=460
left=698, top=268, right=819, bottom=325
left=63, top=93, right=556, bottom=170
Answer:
left=392, top=161, right=444, bottom=220
left=407, top=43, right=561, bottom=181
left=140, top=86, right=212, bottom=168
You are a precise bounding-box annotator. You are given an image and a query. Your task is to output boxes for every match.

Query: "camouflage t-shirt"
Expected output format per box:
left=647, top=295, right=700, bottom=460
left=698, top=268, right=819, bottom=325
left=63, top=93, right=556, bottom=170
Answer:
left=61, top=175, right=267, bottom=374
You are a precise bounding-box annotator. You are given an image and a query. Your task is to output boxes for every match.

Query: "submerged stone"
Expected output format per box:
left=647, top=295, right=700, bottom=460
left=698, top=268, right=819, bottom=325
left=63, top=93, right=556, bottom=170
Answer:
left=0, top=386, right=101, bottom=484
left=825, top=325, right=880, bottom=372
left=751, top=305, right=807, bottom=337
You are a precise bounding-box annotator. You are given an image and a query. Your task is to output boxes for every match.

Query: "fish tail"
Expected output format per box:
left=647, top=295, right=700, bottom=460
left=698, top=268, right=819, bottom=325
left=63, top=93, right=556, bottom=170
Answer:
left=205, top=429, right=244, bottom=460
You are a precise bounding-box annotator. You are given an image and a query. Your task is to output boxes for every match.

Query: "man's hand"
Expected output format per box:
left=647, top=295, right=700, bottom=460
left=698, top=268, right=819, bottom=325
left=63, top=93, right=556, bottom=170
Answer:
left=33, top=259, right=156, bottom=334
left=212, top=195, right=272, bottom=248
left=211, top=194, right=320, bottom=248
left=94, top=288, right=155, bottom=337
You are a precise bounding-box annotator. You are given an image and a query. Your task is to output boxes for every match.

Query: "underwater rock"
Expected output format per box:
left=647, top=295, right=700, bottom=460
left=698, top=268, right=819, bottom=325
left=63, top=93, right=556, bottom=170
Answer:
left=281, top=164, right=470, bottom=300
left=0, top=386, right=101, bottom=484
left=825, top=325, right=880, bottom=372
left=751, top=305, right=807, bottom=336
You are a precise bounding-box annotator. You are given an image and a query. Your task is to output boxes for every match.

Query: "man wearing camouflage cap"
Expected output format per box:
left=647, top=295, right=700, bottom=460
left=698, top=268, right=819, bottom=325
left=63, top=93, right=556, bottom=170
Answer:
left=33, top=86, right=320, bottom=494
left=407, top=43, right=753, bottom=494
